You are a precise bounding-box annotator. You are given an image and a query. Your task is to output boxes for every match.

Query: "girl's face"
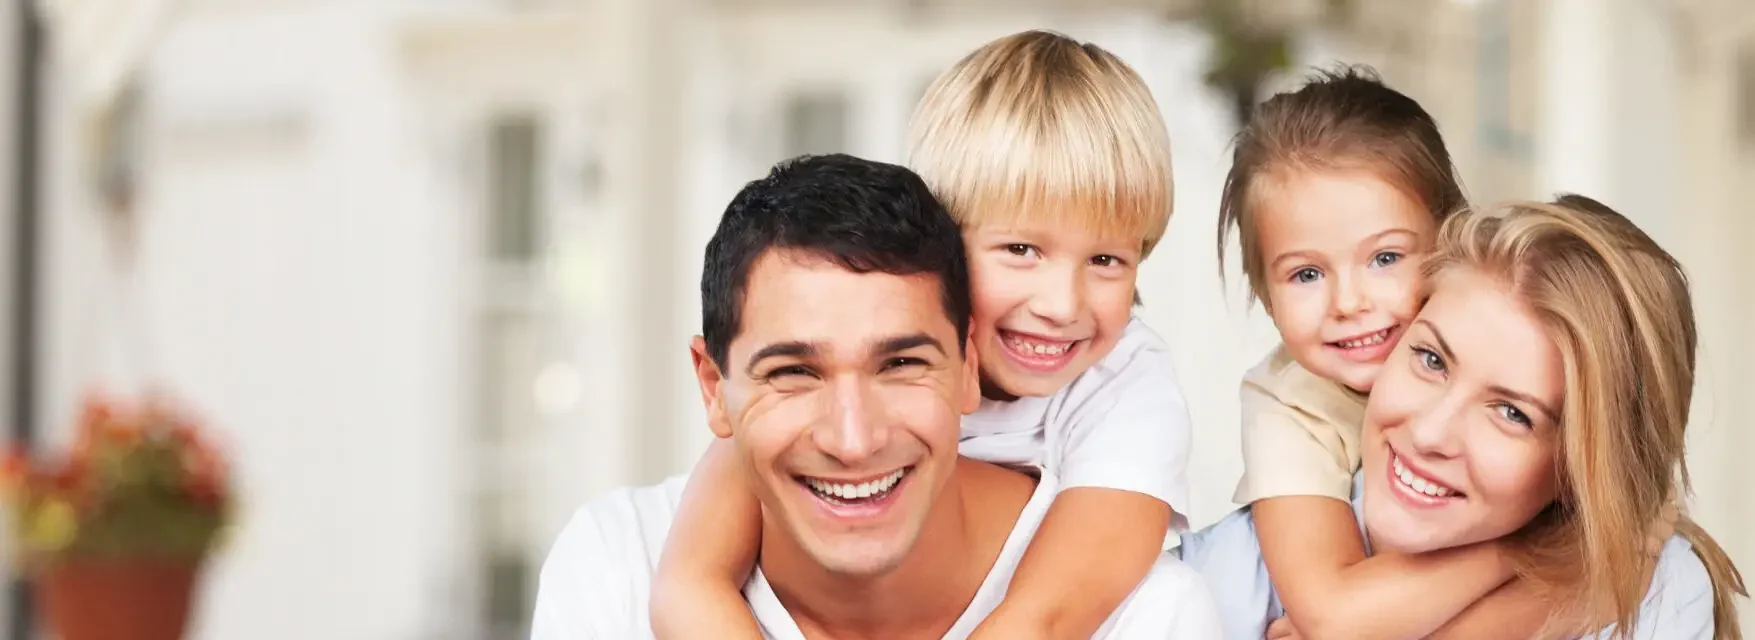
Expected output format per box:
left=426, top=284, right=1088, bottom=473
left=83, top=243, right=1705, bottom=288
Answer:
left=1358, top=268, right=1563, bottom=554
left=1254, top=169, right=1435, bottom=393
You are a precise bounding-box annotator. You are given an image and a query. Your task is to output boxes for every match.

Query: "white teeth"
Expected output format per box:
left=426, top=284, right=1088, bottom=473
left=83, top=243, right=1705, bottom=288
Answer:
left=1007, top=335, right=1072, bottom=356
left=1337, top=328, right=1391, bottom=349
left=1392, top=455, right=1457, bottom=498
left=806, top=468, right=907, bottom=501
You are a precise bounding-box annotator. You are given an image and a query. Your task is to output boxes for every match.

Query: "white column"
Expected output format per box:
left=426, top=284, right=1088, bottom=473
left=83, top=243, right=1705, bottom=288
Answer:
left=595, top=0, right=692, bottom=485
left=1535, top=0, right=1615, bottom=200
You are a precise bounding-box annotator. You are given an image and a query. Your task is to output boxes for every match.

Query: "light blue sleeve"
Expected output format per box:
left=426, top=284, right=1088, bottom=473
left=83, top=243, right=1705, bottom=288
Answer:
left=1583, top=536, right=1716, bottom=640
left=1176, top=507, right=1282, bottom=640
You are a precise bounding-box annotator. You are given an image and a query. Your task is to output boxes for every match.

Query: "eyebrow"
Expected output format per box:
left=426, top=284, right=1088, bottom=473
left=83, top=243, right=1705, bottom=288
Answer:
left=1416, top=319, right=1561, bottom=423
left=742, top=333, right=947, bottom=376
left=745, top=341, right=816, bottom=377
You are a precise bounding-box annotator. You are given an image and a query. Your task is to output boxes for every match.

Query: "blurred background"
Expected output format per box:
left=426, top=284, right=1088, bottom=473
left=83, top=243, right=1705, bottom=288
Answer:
left=0, top=0, right=1749, bottom=638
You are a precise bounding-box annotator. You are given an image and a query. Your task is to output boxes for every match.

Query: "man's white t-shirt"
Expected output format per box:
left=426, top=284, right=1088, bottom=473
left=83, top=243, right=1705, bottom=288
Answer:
left=958, top=314, right=1194, bottom=533
left=530, top=470, right=1222, bottom=639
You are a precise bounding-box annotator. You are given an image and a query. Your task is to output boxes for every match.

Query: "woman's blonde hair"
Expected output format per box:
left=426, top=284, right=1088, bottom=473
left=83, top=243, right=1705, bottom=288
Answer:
left=1424, top=195, right=1745, bottom=638
left=906, top=30, right=1173, bottom=258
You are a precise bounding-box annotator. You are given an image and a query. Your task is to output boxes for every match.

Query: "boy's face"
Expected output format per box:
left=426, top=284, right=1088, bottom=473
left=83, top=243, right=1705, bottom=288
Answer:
left=964, top=219, right=1141, bottom=398
left=1255, top=168, right=1436, bottom=393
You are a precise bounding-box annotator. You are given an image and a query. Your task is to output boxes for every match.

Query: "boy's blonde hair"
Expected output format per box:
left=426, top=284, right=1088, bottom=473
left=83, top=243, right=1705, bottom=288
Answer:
left=1428, top=196, right=1744, bottom=639
left=906, top=30, right=1174, bottom=258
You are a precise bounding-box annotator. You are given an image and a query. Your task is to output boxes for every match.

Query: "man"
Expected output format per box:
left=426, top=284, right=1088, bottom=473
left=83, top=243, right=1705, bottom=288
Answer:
left=530, top=154, right=1219, bottom=638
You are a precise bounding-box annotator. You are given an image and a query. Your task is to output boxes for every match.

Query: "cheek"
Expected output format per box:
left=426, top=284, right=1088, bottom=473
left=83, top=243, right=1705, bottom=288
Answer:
left=737, top=394, right=818, bottom=463
left=966, top=258, right=1019, bottom=321
left=1471, top=437, right=1560, bottom=519
left=1266, top=284, right=1327, bottom=339
left=875, top=385, right=963, bottom=446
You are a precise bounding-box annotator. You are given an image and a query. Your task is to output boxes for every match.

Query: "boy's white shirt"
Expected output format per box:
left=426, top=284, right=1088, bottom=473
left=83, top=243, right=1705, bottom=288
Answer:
left=958, top=314, right=1194, bottom=532
left=530, top=471, right=1224, bottom=639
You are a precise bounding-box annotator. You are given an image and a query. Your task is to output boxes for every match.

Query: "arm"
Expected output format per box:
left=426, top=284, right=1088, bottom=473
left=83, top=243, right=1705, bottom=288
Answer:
left=973, top=335, right=1188, bottom=637
left=1255, top=496, right=1512, bottom=640
left=1425, top=577, right=1560, bottom=640
left=971, top=488, right=1172, bottom=638
left=649, top=439, right=765, bottom=640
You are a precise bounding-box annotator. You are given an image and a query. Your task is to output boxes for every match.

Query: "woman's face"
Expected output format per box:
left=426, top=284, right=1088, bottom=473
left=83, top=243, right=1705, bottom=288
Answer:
left=1359, top=267, right=1565, bottom=554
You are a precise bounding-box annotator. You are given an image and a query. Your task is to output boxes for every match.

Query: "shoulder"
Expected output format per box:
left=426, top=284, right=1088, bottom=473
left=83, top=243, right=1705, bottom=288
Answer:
left=1059, top=315, right=1187, bottom=411
left=530, top=477, right=688, bottom=639
left=1635, top=536, right=1717, bottom=636
left=1096, top=554, right=1224, bottom=638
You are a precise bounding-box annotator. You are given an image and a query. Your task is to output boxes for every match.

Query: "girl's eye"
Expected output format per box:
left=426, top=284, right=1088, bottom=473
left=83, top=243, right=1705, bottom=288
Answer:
left=1291, top=268, right=1322, bottom=284
left=1371, top=251, right=1404, bottom=268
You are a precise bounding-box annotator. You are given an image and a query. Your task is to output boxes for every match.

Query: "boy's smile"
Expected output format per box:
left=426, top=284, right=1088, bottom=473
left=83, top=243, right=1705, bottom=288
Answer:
left=965, top=223, right=1140, bottom=398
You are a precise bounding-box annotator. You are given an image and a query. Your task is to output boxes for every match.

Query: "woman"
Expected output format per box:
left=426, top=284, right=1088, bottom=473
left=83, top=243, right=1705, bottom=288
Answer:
left=1182, top=195, right=1746, bottom=639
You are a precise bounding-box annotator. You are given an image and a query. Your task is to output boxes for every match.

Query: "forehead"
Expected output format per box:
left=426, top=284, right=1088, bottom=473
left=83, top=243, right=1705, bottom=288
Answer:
left=1254, top=169, right=1434, bottom=252
left=1422, top=269, right=1564, bottom=405
left=733, top=249, right=959, bottom=361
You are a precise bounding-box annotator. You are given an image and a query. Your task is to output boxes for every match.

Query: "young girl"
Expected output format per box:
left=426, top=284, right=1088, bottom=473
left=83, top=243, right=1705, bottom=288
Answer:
left=1213, top=65, right=1552, bottom=638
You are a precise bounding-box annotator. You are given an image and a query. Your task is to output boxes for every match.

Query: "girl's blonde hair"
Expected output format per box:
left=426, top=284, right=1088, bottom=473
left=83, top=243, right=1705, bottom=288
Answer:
left=906, top=30, right=1173, bottom=258
left=1424, top=195, right=1745, bottom=638
left=1217, top=66, right=1466, bottom=308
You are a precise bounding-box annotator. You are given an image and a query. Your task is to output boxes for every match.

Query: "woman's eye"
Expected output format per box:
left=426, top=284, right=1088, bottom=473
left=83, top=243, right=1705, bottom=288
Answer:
left=1291, top=268, right=1322, bottom=284
left=1371, top=251, right=1404, bottom=268
left=1413, top=346, right=1447, bottom=373
left=1496, top=404, right=1533, bottom=428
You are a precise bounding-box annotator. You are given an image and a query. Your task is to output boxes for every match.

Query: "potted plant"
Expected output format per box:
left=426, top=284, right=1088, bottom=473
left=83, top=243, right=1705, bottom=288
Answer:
left=2, top=392, right=234, bottom=640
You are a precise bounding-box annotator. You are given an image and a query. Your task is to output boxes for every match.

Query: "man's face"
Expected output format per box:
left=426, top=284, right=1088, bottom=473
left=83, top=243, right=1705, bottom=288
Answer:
left=691, top=249, right=980, bottom=577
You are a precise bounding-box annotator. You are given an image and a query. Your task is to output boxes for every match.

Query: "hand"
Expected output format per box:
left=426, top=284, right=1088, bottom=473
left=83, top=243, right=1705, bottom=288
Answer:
left=1266, top=616, right=1304, bottom=640
left=1645, top=502, right=1680, bottom=557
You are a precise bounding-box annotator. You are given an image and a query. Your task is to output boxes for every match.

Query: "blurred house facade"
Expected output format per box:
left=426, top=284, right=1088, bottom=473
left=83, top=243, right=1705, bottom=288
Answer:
left=0, top=0, right=1747, bottom=638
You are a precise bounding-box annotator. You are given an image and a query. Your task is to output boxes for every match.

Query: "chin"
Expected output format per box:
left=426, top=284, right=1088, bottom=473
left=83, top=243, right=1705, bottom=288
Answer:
left=806, top=536, right=913, bottom=577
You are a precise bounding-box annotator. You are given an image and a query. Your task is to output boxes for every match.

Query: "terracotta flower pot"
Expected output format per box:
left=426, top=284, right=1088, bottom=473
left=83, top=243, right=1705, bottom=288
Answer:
left=37, top=559, right=200, bottom=640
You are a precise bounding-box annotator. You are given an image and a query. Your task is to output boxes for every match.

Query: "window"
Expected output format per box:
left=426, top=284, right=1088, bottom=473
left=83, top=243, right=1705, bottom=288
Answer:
left=487, top=114, right=543, bottom=262
left=782, top=90, right=850, bottom=157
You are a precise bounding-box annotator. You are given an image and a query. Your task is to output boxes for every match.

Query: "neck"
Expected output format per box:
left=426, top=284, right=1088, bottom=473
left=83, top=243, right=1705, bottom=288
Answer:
left=760, top=459, right=1030, bottom=639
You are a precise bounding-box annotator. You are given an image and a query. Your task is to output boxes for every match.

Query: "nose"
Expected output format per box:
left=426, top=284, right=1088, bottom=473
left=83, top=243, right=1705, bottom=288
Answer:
left=810, top=375, right=889, bottom=465
left=1027, top=264, right=1083, bottom=327
left=1331, top=270, right=1372, bottom=318
left=1405, top=393, right=1464, bottom=459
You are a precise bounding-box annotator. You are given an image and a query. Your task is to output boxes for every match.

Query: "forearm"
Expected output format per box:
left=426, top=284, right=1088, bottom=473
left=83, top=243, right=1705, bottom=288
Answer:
left=1255, top=497, right=1512, bottom=640
left=650, top=439, right=764, bottom=639
left=973, top=487, right=1171, bottom=639
left=1427, top=576, right=1561, bottom=640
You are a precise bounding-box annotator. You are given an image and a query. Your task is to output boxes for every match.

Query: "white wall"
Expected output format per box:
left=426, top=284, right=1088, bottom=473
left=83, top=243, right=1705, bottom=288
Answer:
left=45, top=4, right=471, bottom=638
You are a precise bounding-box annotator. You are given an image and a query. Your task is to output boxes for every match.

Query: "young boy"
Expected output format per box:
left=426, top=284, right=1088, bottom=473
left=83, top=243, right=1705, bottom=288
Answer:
left=651, top=30, right=1194, bottom=638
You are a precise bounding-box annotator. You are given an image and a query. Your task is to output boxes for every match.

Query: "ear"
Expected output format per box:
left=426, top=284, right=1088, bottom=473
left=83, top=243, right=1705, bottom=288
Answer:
left=959, top=332, right=982, bottom=414
left=690, top=336, right=734, bottom=439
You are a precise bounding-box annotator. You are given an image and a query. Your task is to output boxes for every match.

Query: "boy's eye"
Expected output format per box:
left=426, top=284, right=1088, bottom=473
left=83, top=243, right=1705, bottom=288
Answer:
left=1090, top=255, right=1124, bottom=268
left=1003, top=244, right=1038, bottom=257
left=1371, top=251, right=1404, bottom=268
left=1291, top=267, right=1322, bottom=283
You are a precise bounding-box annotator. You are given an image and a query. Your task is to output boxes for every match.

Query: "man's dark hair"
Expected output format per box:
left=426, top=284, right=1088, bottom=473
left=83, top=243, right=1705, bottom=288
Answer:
left=701, top=154, right=970, bottom=368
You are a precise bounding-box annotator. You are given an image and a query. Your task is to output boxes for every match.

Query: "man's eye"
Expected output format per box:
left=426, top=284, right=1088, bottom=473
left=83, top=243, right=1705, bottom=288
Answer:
left=882, top=357, right=927, bottom=371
